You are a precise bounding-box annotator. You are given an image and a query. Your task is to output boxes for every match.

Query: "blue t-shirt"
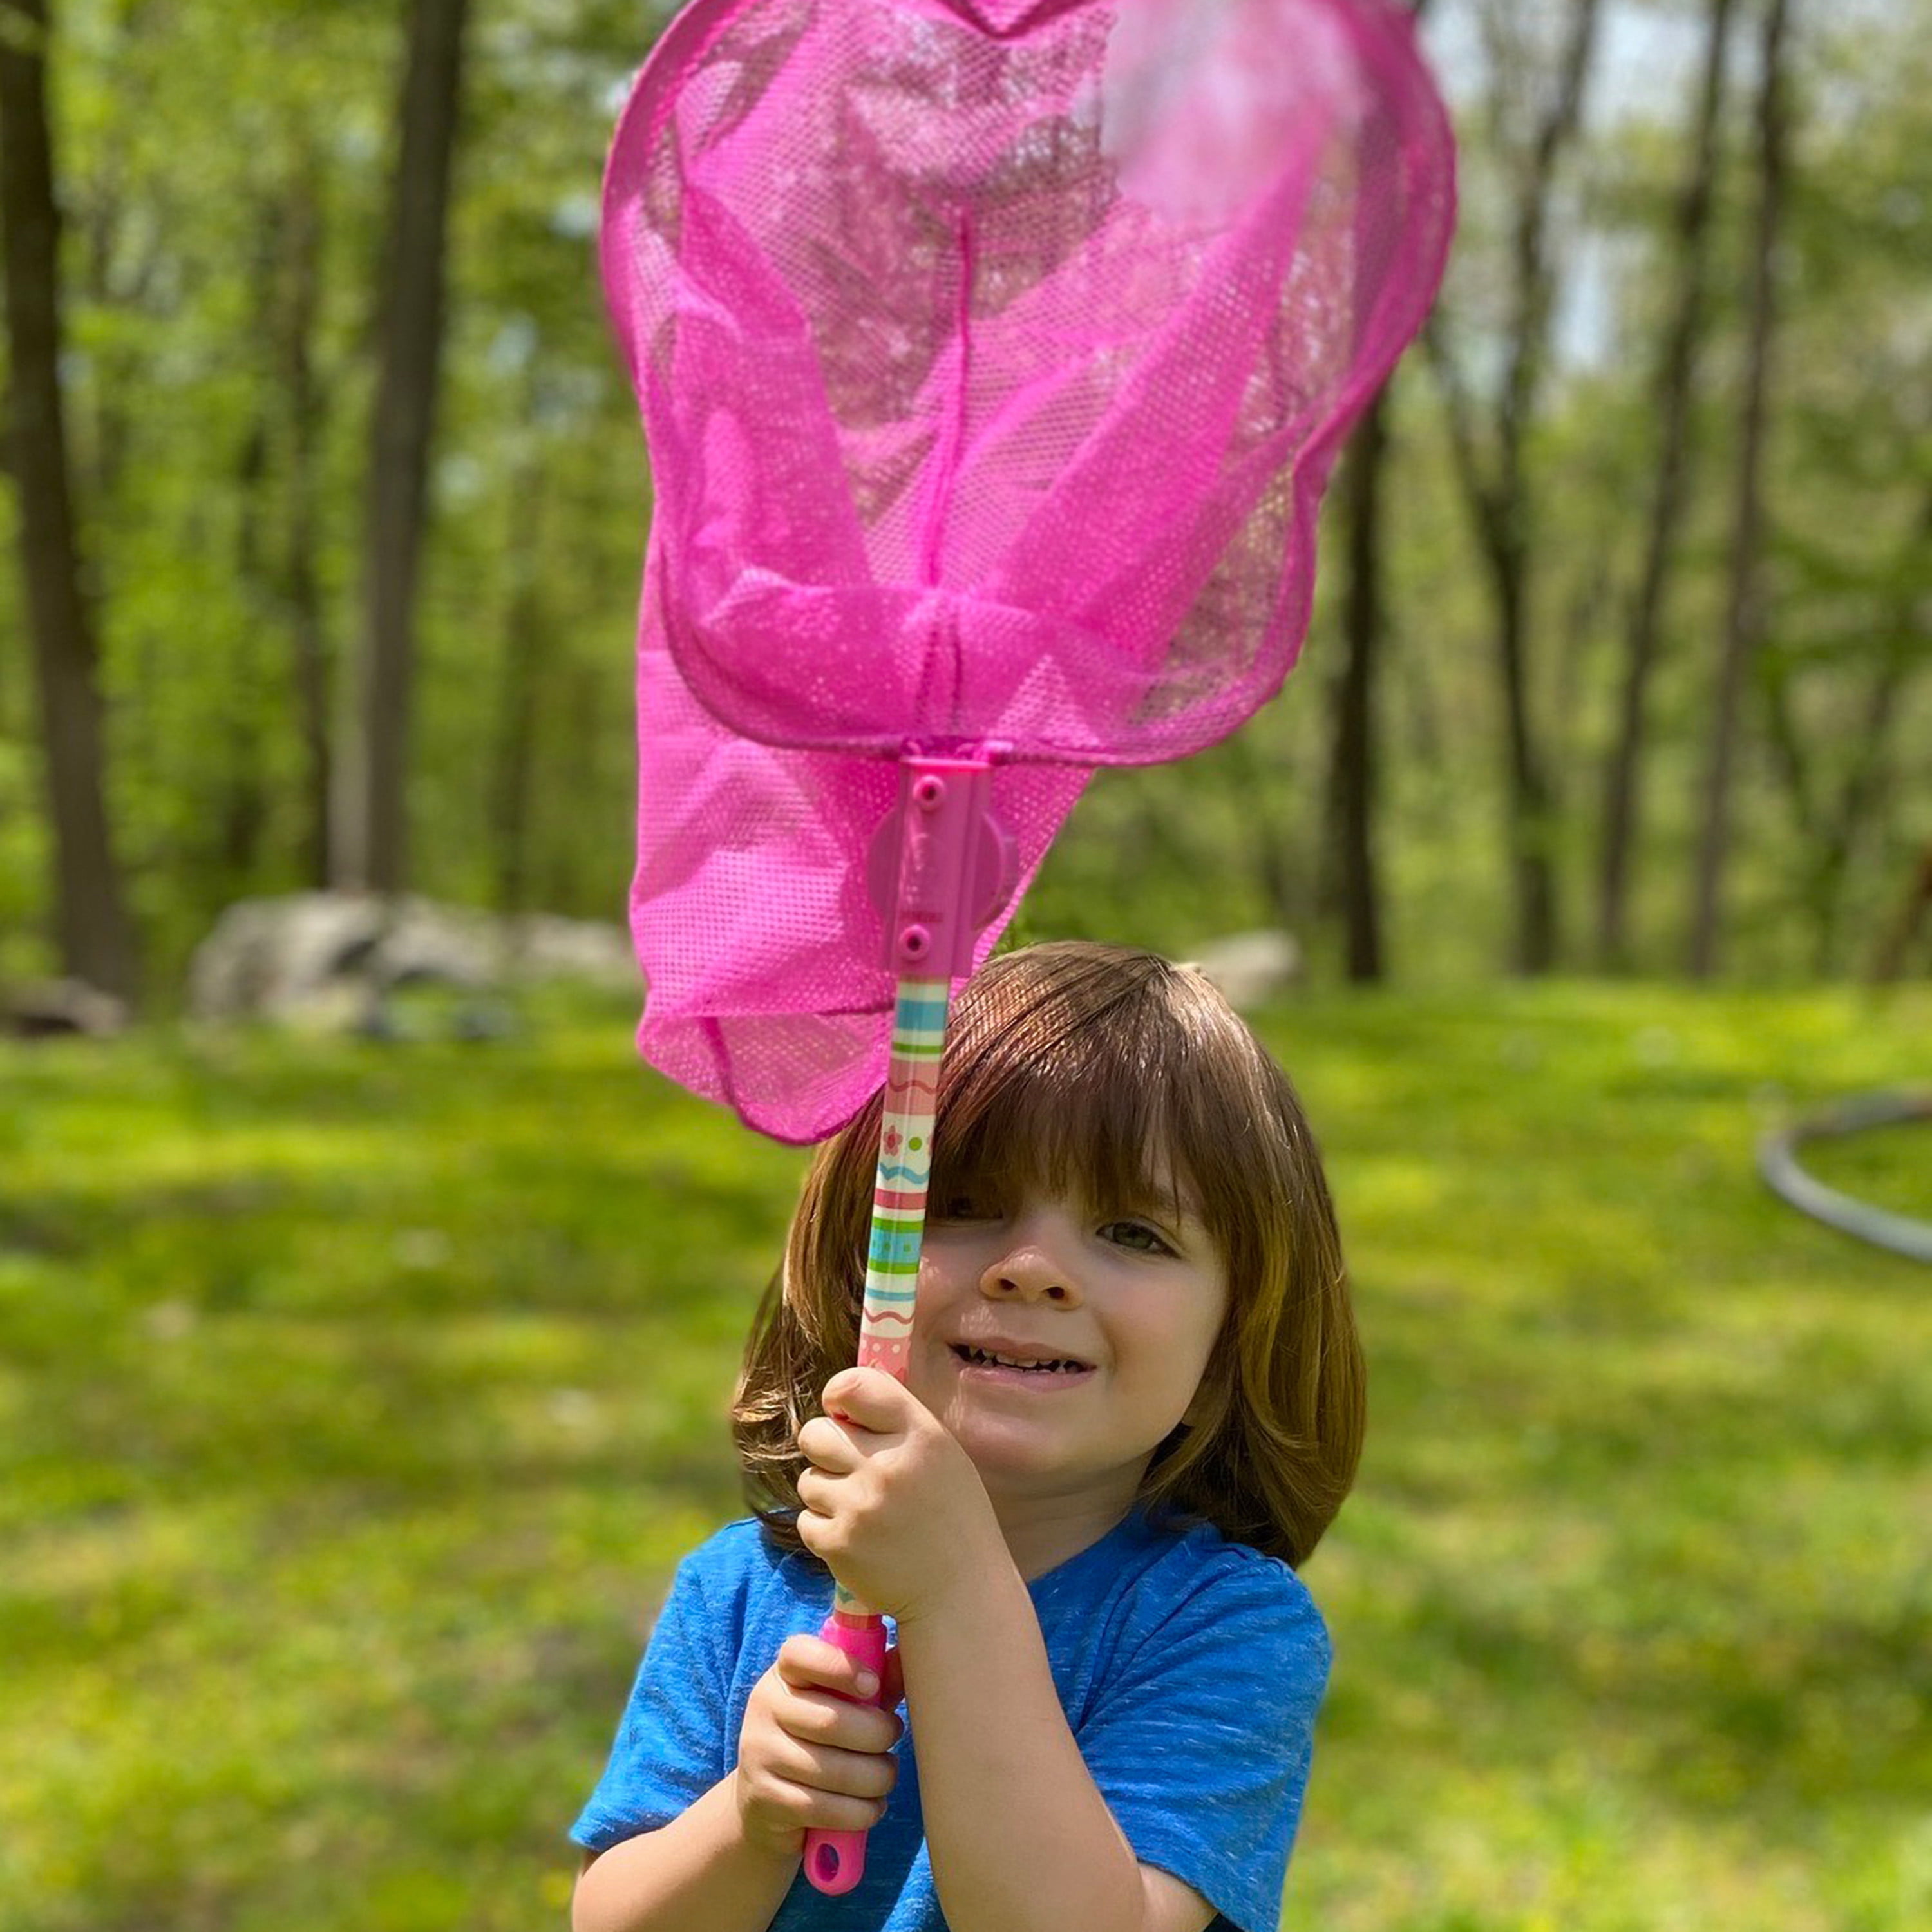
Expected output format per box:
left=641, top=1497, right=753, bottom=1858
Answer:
left=572, top=1509, right=1331, bottom=1932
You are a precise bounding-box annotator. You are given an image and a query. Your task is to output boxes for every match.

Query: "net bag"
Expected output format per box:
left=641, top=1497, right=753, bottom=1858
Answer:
left=601, top=0, right=1455, bottom=1142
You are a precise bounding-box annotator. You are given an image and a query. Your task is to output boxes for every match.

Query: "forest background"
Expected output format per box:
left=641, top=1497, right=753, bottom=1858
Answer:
left=3, top=0, right=1928, bottom=1005
left=3, top=3, right=1931, bottom=1932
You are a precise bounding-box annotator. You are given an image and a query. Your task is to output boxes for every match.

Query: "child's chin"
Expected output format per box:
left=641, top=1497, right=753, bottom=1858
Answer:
left=949, top=1419, right=1072, bottom=1477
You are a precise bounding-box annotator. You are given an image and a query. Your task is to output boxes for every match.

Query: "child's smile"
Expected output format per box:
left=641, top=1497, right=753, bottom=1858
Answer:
left=947, top=1338, right=1098, bottom=1388
left=905, top=1186, right=1228, bottom=1513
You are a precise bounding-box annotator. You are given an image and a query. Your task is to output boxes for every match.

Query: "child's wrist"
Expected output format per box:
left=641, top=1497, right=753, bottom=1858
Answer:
left=892, top=1540, right=1024, bottom=1641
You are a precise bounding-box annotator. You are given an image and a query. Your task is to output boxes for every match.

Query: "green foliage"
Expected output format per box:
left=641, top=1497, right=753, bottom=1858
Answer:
left=4, top=0, right=1931, bottom=996
left=3, top=981, right=1928, bottom=1929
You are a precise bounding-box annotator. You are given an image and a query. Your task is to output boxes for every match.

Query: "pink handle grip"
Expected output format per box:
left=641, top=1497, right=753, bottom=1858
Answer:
left=802, top=1611, right=891, bottom=1895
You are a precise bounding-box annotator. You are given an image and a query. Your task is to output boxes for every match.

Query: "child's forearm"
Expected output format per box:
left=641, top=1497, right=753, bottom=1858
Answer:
left=895, top=1561, right=1160, bottom=1932
left=570, top=1774, right=799, bottom=1932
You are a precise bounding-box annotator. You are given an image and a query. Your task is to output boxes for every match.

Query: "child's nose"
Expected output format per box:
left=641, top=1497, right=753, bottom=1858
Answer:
left=978, top=1220, right=1082, bottom=1305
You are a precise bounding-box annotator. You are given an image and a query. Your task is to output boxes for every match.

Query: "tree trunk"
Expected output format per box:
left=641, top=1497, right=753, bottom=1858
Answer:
left=1688, top=0, right=1792, bottom=978
left=1872, top=843, right=1932, bottom=985
left=1595, top=0, right=1737, bottom=969
left=1428, top=0, right=1602, bottom=975
left=1490, top=511, right=1559, bottom=972
left=1811, top=486, right=1932, bottom=971
left=0, top=0, right=140, bottom=999
left=331, top=0, right=469, bottom=893
left=1327, top=392, right=1390, bottom=981
left=279, top=137, right=332, bottom=889
left=491, top=415, right=545, bottom=921
left=1320, top=0, right=1435, bottom=984
left=226, top=402, right=272, bottom=887
left=1776, top=483, right=1932, bottom=974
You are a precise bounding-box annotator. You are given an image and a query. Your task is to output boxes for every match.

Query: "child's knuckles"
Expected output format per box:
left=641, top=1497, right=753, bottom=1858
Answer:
left=823, top=1700, right=891, bottom=1748
left=773, top=1636, right=829, bottom=1684
left=786, top=1695, right=849, bottom=1744
left=863, top=1709, right=905, bottom=1754
left=800, top=1634, right=855, bottom=1676
left=767, top=1786, right=817, bottom=1830
left=820, top=1793, right=887, bottom=1833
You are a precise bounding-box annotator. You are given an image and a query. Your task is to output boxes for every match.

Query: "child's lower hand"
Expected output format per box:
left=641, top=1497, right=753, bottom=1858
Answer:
left=733, top=1633, right=904, bottom=1861
left=795, top=1367, right=1007, bottom=1624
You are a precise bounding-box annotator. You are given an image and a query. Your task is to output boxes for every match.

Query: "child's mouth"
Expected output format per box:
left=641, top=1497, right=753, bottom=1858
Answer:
left=950, top=1343, right=1094, bottom=1384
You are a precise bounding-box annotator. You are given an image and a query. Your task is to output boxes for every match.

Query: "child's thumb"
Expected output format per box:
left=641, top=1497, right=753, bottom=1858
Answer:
left=881, top=1643, right=906, bottom=1710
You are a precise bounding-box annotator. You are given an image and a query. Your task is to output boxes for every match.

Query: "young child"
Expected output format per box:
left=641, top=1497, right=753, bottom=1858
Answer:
left=571, top=941, right=1363, bottom=1932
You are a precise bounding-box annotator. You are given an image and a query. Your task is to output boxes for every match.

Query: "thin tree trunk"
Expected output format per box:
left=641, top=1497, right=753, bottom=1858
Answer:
left=1321, top=0, right=1434, bottom=985
left=226, top=405, right=272, bottom=886
left=1428, top=0, right=1602, bottom=974
left=0, top=0, right=140, bottom=999
left=1801, top=483, right=1932, bottom=972
left=331, top=0, right=469, bottom=893
left=279, top=137, right=332, bottom=889
left=1872, top=843, right=1932, bottom=985
left=491, top=416, right=545, bottom=921
left=1596, top=0, right=1737, bottom=969
left=222, top=203, right=288, bottom=893
left=1328, top=392, right=1390, bottom=981
left=1689, top=0, right=1792, bottom=978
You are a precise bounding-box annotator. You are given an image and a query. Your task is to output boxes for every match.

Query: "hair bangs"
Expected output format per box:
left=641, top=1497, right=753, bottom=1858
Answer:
left=931, top=1014, right=1182, bottom=1226
left=930, top=951, right=1265, bottom=1242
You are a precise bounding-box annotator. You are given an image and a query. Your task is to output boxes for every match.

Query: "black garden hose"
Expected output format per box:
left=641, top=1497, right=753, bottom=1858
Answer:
left=1757, top=1090, right=1932, bottom=1265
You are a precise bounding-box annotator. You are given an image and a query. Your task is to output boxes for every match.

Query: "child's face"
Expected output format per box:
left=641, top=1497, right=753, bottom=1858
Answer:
left=902, top=1170, right=1229, bottom=1516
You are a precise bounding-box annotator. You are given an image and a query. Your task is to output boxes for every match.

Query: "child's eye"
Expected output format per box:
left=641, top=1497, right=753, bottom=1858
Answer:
left=1099, top=1219, right=1174, bottom=1256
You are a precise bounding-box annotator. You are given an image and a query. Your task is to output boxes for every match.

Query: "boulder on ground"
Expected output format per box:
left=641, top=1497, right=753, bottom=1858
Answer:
left=187, top=892, right=635, bottom=1029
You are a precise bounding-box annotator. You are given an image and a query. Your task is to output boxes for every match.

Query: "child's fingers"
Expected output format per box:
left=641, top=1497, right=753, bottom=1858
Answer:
left=768, top=1731, right=900, bottom=1806
left=795, top=1414, right=862, bottom=1471
left=820, top=1365, right=915, bottom=1433
left=770, top=1781, right=891, bottom=1836
left=739, top=1761, right=889, bottom=1840
left=777, top=1682, right=903, bottom=1758
left=774, top=1633, right=884, bottom=1702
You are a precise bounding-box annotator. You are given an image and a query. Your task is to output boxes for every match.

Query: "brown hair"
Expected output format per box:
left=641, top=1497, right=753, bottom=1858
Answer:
left=731, top=941, right=1363, bottom=1568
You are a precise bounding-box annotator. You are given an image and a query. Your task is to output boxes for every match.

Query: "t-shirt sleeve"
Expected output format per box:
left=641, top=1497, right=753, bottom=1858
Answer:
left=570, top=1542, right=738, bottom=1854
left=1075, top=1553, right=1331, bottom=1932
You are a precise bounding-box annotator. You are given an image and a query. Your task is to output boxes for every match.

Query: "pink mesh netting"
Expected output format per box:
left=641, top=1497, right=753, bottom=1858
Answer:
left=602, top=0, right=1455, bottom=1143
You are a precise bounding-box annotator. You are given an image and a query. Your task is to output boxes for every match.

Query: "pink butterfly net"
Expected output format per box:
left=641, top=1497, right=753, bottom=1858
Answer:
left=601, top=0, right=1455, bottom=1144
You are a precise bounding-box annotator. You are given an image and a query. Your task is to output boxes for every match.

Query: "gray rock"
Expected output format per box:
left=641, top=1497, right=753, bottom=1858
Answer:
left=187, top=892, right=635, bottom=1027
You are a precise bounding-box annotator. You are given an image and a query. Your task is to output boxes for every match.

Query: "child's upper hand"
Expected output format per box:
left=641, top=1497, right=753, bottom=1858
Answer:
left=795, top=1367, right=1005, bottom=1624
left=734, top=1634, right=905, bottom=1861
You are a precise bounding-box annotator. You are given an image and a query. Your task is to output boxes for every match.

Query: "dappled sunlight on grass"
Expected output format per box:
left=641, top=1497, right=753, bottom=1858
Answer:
left=1265, top=982, right=1931, bottom=1932
left=3, top=981, right=1928, bottom=1929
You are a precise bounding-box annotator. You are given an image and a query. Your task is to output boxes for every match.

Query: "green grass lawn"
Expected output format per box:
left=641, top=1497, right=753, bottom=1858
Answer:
left=3, top=981, right=1927, bottom=1932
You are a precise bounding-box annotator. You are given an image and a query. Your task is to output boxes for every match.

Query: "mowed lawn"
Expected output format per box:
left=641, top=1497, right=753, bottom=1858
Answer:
left=1, top=981, right=1927, bottom=1932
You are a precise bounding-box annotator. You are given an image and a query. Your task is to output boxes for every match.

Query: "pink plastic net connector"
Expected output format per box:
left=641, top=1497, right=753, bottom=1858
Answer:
left=867, top=759, right=1016, bottom=980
